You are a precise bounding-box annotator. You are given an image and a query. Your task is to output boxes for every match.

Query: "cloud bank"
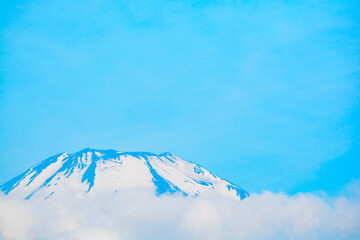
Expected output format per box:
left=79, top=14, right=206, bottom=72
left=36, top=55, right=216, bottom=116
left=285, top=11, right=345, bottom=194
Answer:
left=1, top=183, right=360, bottom=240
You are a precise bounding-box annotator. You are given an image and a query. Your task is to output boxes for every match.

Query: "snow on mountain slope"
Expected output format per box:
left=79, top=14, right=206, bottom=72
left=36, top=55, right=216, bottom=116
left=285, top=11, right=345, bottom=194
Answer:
left=0, top=148, right=248, bottom=200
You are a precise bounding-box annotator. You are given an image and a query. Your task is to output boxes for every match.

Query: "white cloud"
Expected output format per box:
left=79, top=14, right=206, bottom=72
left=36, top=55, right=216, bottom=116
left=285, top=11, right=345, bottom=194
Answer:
left=0, top=186, right=359, bottom=240
left=0, top=198, right=33, bottom=240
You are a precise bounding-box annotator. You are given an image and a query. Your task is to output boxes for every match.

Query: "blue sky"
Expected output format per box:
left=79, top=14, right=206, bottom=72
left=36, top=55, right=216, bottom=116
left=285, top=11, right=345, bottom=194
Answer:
left=0, top=0, right=359, bottom=194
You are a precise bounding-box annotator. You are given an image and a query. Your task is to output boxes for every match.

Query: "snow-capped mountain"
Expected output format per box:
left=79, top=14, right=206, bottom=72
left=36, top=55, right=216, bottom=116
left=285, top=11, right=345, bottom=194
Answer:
left=0, top=148, right=248, bottom=200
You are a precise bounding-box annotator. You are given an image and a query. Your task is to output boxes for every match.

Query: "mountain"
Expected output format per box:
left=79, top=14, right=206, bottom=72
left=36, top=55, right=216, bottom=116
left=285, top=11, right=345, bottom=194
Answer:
left=0, top=148, right=248, bottom=200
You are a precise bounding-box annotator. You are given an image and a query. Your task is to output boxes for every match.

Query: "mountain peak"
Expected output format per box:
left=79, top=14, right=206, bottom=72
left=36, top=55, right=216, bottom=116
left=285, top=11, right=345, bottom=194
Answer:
left=0, top=149, right=248, bottom=200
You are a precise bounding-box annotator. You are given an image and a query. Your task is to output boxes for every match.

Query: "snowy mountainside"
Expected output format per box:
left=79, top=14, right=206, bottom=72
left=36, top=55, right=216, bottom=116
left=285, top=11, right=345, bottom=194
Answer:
left=0, top=148, right=248, bottom=200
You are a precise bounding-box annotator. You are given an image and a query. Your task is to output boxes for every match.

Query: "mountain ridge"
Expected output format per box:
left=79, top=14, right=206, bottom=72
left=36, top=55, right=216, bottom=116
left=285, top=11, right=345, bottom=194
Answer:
left=0, top=148, right=249, bottom=200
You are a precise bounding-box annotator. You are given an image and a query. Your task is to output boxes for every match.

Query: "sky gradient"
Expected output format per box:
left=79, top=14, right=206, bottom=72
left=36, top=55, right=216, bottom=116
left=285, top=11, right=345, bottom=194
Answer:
left=1, top=0, right=359, bottom=194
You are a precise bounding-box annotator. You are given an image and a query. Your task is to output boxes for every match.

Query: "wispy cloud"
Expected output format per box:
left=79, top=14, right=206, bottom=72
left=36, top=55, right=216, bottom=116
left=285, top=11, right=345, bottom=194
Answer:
left=1, top=182, right=359, bottom=240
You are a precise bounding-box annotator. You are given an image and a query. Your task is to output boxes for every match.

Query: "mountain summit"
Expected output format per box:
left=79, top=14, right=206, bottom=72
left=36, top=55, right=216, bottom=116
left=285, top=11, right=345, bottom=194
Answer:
left=0, top=148, right=248, bottom=200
